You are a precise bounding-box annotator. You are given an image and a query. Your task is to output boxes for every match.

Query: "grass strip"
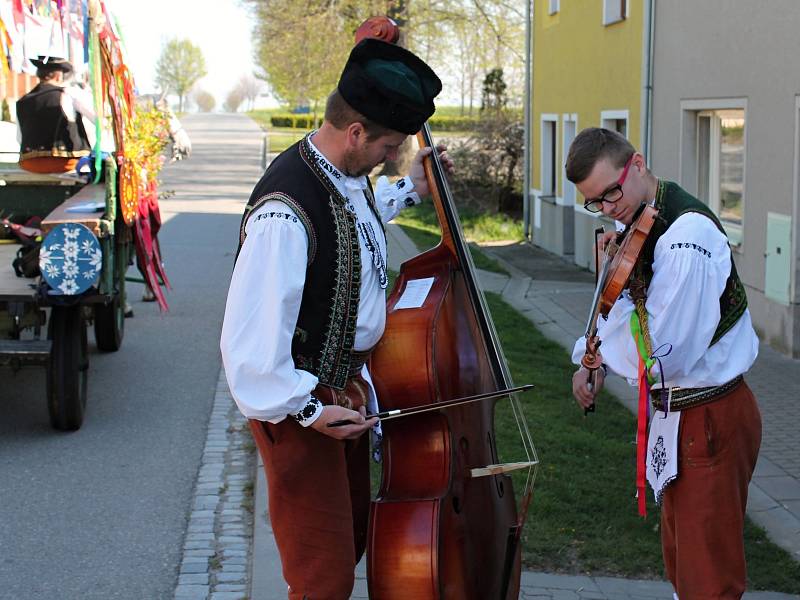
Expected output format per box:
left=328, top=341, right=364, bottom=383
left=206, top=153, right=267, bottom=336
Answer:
left=394, top=203, right=510, bottom=275
left=395, top=201, right=522, bottom=243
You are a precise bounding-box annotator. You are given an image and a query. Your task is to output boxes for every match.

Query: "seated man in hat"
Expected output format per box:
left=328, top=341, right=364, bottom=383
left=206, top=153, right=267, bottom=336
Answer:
left=16, top=56, right=93, bottom=174
left=221, top=38, right=449, bottom=599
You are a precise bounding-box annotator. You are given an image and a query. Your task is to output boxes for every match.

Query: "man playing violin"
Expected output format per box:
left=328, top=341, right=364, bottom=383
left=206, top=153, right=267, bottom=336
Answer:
left=566, top=127, right=761, bottom=599
left=220, top=38, right=451, bottom=599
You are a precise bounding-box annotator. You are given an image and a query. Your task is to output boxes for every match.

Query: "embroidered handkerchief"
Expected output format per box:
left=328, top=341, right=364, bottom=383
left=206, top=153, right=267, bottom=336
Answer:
left=646, top=410, right=680, bottom=504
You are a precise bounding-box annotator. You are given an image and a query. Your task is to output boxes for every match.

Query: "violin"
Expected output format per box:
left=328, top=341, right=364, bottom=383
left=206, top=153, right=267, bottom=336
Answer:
left=581, top=204, right=658, bottom=411
left=359, top=17, right=538, bottom=600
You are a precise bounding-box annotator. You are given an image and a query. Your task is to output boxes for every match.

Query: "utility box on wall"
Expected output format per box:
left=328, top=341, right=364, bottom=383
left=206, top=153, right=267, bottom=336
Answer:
left=764, top=212, right=792, bottom=305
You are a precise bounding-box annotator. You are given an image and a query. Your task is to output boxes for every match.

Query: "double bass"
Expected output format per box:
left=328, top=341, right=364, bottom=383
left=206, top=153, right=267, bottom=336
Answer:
left=359, top=17, right=538, bottom=600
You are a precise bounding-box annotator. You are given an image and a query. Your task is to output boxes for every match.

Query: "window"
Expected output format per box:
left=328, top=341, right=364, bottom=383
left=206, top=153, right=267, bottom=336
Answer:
left=603, top=0, right=627, bottom=25
left=696, top=109, right=745, bottom=245
left=548, top=0, right=559, bottom=15
left=601, top=110, right=629, bottom=139
left=541, top=117, right=558, bottom=198
left=562, top=116, right=577, bottom=205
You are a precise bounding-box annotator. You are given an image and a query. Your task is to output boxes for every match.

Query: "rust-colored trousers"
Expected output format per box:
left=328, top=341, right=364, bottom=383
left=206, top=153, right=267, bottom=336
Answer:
left=19, top=157, right=79, bottom=173
left=660, top=380, right=761, bottom=599
left=249, top=380, right=371, bottom=600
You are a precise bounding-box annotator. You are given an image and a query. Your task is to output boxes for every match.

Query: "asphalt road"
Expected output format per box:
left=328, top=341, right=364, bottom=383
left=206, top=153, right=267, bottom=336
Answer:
left=0, top=113, right=261, bottom=599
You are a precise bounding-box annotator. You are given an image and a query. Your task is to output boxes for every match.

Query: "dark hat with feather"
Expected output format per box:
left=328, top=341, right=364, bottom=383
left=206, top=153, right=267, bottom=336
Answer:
left=30, top=55, right=73, bottom=74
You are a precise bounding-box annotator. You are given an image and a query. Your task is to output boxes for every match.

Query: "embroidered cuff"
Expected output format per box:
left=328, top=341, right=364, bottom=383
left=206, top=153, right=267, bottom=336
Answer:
left=291, top=396, right=323, bottom=427
left=394, top=176, right=421, bottom=208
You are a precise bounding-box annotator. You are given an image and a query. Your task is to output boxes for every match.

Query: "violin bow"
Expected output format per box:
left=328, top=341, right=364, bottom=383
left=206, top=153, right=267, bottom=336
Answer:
left=326, top=384, right=533, bottom=427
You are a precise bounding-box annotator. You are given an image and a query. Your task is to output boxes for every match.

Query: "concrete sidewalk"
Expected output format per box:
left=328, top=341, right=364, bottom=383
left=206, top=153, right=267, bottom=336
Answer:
left=246, top=224, right=800, bottom=600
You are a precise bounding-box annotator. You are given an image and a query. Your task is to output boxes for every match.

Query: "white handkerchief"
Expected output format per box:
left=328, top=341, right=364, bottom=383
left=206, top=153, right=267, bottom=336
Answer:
left=360, top=365, right=384, bottom=463
left=646, top=410, right=681, bottom=504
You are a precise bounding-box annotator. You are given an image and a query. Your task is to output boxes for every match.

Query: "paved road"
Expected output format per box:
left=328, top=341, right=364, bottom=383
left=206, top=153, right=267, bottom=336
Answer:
left=0, top=114, right=255, bottom=599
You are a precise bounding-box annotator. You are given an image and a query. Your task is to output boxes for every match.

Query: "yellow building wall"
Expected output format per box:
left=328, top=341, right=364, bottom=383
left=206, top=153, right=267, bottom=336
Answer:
left=532, top=0, right=644, bottom=199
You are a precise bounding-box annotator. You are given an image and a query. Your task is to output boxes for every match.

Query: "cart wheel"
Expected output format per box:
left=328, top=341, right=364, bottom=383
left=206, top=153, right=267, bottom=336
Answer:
left=94, top=293, right=125, bottom=352
left=47, top=306, right=89, bottom=431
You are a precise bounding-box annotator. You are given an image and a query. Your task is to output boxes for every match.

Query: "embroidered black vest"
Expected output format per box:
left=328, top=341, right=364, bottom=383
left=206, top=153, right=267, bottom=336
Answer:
left=236, top=136, right=377, bottom=389
left=634, top=180, right=748, bottom=346
left=16, top=83, right=91, bottom=161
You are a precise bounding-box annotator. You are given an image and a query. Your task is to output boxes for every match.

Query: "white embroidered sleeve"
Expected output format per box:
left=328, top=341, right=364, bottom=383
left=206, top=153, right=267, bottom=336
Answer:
left=572, top=213, right=732, bottom=385
left=375, top=175, right=421, bottom=223
left=220, top=201, right=320, bottom=423
left=644, top=213, right=731, bottom=383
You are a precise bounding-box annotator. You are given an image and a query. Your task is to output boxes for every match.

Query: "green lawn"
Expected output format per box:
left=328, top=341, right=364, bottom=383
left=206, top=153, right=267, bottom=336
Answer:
left=393, top=201, right=522, bottom=275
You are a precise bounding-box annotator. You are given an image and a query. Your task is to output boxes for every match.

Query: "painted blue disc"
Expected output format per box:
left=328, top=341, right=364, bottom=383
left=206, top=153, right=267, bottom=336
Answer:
left=39, top=223, right=102, bottom=296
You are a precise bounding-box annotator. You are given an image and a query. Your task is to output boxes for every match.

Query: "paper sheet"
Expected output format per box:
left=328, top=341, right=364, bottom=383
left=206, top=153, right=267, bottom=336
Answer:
left=394, top=277, right=435, bottom=310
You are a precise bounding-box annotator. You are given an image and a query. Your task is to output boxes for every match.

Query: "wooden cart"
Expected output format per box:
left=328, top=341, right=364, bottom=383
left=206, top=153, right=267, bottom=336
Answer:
left=0, top=162, right=130, bottom=430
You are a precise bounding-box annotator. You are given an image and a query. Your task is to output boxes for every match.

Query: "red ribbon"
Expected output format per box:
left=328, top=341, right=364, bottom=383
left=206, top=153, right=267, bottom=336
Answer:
left=636, top=357, right=649, bottom=517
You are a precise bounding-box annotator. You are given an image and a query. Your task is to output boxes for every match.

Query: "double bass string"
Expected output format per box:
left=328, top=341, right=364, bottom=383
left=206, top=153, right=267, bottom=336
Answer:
left=422, top=121, right=539, bottom=490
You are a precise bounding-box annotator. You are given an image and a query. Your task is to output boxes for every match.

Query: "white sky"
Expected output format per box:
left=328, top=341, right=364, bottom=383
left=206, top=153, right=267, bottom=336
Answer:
left=107, top=0, right=266, bottom=105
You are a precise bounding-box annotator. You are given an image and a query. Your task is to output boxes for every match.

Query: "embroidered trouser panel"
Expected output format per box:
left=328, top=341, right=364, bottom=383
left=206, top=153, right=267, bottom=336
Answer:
left=660, top=380, right=761, bottom=599
left=249, top=379, right=371, bottom=600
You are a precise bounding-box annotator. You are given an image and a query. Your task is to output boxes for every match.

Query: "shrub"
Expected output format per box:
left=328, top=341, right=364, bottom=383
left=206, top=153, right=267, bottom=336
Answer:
left=266, top=112, right=479, bottom=132
left=428, top=115, right=479, bottom=131
left=269, top=113, right=324, bottom=129
left=447, top=111, right=524, bottom=215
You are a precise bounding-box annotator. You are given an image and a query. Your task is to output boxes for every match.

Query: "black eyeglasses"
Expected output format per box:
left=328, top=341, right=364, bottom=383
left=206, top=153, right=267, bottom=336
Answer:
left=583, top=154, right=634, bottom=213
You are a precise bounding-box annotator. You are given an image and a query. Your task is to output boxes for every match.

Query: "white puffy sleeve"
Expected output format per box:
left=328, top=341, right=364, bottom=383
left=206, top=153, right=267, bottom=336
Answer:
left=220, top=200, right=320, bottom=424
left=374, top=175, right=421, bottom=223
left=573, top=213, right=732, bottom=384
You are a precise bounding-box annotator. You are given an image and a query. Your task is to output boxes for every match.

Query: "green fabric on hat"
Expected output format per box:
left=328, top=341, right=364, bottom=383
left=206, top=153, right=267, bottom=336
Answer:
left=363, top=58, right=425, bottom=104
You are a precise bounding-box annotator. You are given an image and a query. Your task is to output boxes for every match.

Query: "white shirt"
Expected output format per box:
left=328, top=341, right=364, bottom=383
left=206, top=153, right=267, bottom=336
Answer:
left=220, top=137, right=421, bottom=423
left=572, top=211, right=758, bottom=388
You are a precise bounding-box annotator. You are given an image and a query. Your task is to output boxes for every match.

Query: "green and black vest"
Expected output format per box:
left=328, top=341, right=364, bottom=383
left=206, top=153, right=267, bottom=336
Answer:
left=633, top=180, right=747, bottom=347
left=16, top=83, right=91, bottom=160
left=236, top=135, right=380, bottom=390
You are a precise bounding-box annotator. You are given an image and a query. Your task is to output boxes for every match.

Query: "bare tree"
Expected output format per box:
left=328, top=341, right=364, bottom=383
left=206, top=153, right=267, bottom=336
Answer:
left=236, top=74, right=264, bottom=111
left=242, top=0, right=525, bottom=113
left=193, top=89, right=216, bottom=112
left=224, top=87, right=245, bottom=113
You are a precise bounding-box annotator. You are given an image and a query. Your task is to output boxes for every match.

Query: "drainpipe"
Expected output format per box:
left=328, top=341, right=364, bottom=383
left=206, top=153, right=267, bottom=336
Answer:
left=642, top=0, right=655, bottom=162
left=523, top=0, right=533, bottom=240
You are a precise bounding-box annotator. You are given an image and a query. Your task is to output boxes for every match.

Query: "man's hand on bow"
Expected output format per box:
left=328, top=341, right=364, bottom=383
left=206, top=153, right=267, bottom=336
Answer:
left=311, top=405, right=378, bottom=440
left=409, top=144, right=454, bottom=197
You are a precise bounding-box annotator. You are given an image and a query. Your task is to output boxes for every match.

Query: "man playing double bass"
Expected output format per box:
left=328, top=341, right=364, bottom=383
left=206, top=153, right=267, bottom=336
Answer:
left=567, top=127, right=761, bottom=599
left=220, top=38, right=451, bottom=598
